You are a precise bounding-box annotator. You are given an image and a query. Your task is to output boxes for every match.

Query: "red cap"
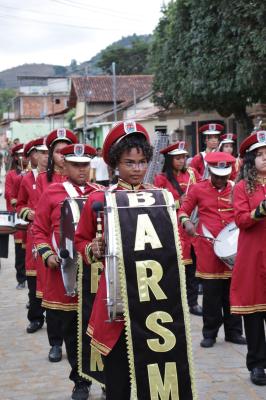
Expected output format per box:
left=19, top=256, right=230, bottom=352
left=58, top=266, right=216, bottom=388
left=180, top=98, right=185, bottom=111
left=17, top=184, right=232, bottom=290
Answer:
left=102, top=121, right=149, bottom=165
left=32, top=137, right=48, bottom=151
left=220, top=133, right=237, bottom=142
left=46, top=128, right=77, bottom=148
left=160, top=141, right=188, bottom=156
left=205, top=151, right=235, bottom=176
left=24, top=140, right=36, bottom=157
left=199, top=123, right=224, bottom=135
left=11, top=144, right=24, bottom=156
left=239, top=131, right=266, bottom=158
left=60, top=144, right=96, bottom=162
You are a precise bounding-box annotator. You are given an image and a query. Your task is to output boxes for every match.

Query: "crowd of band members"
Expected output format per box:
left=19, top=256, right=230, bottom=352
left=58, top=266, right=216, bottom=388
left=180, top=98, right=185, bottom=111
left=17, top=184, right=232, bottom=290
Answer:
left=1, top=121, right=266, bottom=400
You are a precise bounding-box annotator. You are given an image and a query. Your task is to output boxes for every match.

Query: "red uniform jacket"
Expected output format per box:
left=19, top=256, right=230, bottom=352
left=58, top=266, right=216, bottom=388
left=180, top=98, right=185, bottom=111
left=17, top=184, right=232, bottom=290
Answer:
left=75, top=180, right=147, bottom=355
left=33, top=180, right=99, bottom=311
left=34, top=171, right=67, bottom=298
left=154, top=167, right=200, bottom=264
left=190, top=153, right=206, bottom=178
left=179, top=179, right=234, bottom=279
left=16, top=170, right=39, bottom=275
left=230, top=180, right=266, bottom=314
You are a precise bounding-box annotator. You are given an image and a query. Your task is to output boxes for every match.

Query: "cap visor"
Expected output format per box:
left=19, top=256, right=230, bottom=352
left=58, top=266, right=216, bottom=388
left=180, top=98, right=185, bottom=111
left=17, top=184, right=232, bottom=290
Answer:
left=64, top=155, right=91, bottom=163
left=209, top=166, right=232, bottom=176
left=203, top=131, right=220, bottom=135
left=36, top=145, right=48, bottom=151
left=167, top=149, right=188, bottom=156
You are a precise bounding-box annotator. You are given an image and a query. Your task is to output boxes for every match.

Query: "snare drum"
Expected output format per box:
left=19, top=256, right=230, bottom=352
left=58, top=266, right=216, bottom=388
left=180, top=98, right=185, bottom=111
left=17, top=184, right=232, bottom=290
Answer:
left=214, top=222, right=239, bottom=269
left=60, top=197, right=87, bottom=296
left=15, top=214, right=29, bottom=231
left=0, top=211, right=16, bottom=234
left=104, top=191, right=123, bottom=321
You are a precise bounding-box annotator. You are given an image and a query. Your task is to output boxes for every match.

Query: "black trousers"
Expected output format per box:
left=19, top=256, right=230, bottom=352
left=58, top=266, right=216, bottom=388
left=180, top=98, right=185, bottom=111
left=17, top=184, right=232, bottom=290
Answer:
left=46, top=308, right=63, bottom=347
left=27, top=276, right=45, bottom=323
left=104, top=331, right=130, bottom=400
left=15, top=243, right=26, bottom=283
left=243, top=312, right=266, bottom=371
left=0, top=234, right=9, bottom=258
left=46, top=309, right=89, bottom=384
left=185, top=241, right=199, bottom=308
left=202, top=279, right=243, bottom=339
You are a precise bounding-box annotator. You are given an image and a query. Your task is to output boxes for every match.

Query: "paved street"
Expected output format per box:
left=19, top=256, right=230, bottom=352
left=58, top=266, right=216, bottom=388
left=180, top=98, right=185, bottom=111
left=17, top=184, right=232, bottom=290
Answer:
left=0, top=176, right=265, bottom=400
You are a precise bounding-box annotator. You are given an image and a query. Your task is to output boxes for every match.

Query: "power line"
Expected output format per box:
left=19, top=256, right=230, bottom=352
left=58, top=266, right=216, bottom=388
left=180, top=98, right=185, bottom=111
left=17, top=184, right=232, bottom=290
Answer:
left=50, top=0, right=145, bottom=21
left=0, top=12, right=118, bottom=31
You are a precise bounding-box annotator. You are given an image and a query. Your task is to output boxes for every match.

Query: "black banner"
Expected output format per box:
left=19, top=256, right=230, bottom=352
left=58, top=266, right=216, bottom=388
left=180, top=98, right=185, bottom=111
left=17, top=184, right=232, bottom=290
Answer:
left=77, top=257, right=105, bottom=386
left=113, top=189, right=197, bottom=400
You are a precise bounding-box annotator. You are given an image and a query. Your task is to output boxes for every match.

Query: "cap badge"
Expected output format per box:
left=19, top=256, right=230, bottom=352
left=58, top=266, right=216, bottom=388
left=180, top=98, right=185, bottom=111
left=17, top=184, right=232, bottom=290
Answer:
left=57, top=128, right=66, bottom=139
left=217, top=161, right=227, bottom=168
left=124, top=121, right=136, bottom=135
left=178, top=141, right=185, bottom=150
left=257, top=131, right=266, bottom=143
left=74, top=144, right=84, bottom=157
left=227, top=134, right=233, bottom=140
left=209, top=124, right=216, bottom=131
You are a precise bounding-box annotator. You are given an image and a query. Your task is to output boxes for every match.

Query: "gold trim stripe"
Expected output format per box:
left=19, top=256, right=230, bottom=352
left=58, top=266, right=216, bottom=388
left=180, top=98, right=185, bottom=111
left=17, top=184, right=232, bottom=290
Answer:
left=196, top=271, right=231, bottom=279
left=231, top=304, right=266, bottom=314
left=41, top=300, right=77, bottom=311
left=26, top=270, right=37, bottom=277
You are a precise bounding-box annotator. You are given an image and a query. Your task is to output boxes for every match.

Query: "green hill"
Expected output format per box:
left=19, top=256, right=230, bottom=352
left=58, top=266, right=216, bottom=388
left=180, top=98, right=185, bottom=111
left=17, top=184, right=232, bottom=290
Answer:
left=0, top=34, right=153, bottom=88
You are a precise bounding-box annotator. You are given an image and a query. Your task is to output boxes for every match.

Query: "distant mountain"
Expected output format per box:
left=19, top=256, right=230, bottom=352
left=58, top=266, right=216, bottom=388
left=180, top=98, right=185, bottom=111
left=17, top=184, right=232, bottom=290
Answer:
left=0, top=34, right=153, bottom=89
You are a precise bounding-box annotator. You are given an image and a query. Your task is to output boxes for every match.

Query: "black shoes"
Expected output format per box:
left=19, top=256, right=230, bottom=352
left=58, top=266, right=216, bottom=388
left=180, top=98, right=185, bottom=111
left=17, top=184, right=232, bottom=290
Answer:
left=225, top=335, right=247, bottom=345
left=48, top=345, right=62, bottom=362
left=250, top=368, right=266, bottom=386
left=16, top=282, right=26, bottom=290
left=189, top=304, right=203, bottom=316
left=71, top=381, right=91, bottom=400
left=200, top=338, right=216, bottom=348
left=26, top=320, right=43, bottom=333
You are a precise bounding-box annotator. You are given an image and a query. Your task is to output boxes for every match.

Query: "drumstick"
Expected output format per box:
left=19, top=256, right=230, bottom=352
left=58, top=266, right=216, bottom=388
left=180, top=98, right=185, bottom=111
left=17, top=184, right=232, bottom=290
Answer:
left=194, top=233, right=220, bottom=242
left=185, top=175, right=191, bottom=195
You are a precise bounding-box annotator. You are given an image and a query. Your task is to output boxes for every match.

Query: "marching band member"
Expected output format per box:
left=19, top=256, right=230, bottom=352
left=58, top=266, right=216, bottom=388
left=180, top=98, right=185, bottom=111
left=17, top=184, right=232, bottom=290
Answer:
left=33, top=143, right=97, bottom=400
left=75, top=121, right=154, bottom=400
left=230, top=131, right=266, bottom=385
left=154, top=141, right=202, bottom=316
left=35, top=128, right=77, bottom=363
left=218, top=133, right=239, bottom=180
left=178, top=152, right=246, bottom=348
left=16, top=138, right=48, bottom=334
left=4, top=143, right=28, bottom=289
left=190, top=123, right=223, bottom=178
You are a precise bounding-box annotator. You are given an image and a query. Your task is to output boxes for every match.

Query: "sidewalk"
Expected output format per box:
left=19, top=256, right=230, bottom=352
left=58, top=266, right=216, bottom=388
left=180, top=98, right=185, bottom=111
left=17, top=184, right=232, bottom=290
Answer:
left=0, top=178, right=265, bottom=399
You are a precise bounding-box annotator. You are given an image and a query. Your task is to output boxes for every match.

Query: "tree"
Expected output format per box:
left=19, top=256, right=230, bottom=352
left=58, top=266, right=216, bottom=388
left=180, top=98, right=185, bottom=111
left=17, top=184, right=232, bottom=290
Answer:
left=97, top=39, right=152, bottom=75
left=0, top=88, right=16, bottom=121
left=150, top=0, right=266, bottom=138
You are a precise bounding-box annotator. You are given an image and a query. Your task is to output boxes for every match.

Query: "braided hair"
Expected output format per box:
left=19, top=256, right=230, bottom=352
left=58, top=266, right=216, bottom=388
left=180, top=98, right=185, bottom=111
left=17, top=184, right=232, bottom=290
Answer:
left=237, top=150, right=258, bottom=194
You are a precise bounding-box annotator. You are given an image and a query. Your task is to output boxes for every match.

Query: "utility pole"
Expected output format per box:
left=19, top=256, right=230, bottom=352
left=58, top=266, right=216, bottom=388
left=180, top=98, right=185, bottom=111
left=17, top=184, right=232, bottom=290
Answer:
left=112, top=62, right=117, bottom=122
left=83, top=65, right=88, bottom=144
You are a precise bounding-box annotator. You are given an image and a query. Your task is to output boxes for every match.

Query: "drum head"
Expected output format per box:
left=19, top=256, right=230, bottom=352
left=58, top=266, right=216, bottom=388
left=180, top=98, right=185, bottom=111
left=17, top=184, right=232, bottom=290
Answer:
left=214, top=222, right=239, bottom=258
left=60, top=197, right=87, bottom=258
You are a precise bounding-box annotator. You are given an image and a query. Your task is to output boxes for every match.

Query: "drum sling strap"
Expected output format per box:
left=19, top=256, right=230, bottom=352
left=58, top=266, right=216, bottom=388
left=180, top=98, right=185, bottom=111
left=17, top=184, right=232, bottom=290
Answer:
left=111, top=189, right=197, bottom=400
left=58, top=182, right=106, bottom=386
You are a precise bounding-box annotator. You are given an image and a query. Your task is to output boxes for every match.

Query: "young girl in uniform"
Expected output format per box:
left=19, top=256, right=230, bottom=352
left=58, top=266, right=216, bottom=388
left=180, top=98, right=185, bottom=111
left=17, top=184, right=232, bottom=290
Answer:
left=230, top=131, right=266, bottom=385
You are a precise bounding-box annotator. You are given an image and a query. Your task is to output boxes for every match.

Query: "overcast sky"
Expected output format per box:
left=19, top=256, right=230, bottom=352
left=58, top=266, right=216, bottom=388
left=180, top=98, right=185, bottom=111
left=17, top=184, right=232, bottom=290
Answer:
left=0, top=0, right=169, bottom=72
